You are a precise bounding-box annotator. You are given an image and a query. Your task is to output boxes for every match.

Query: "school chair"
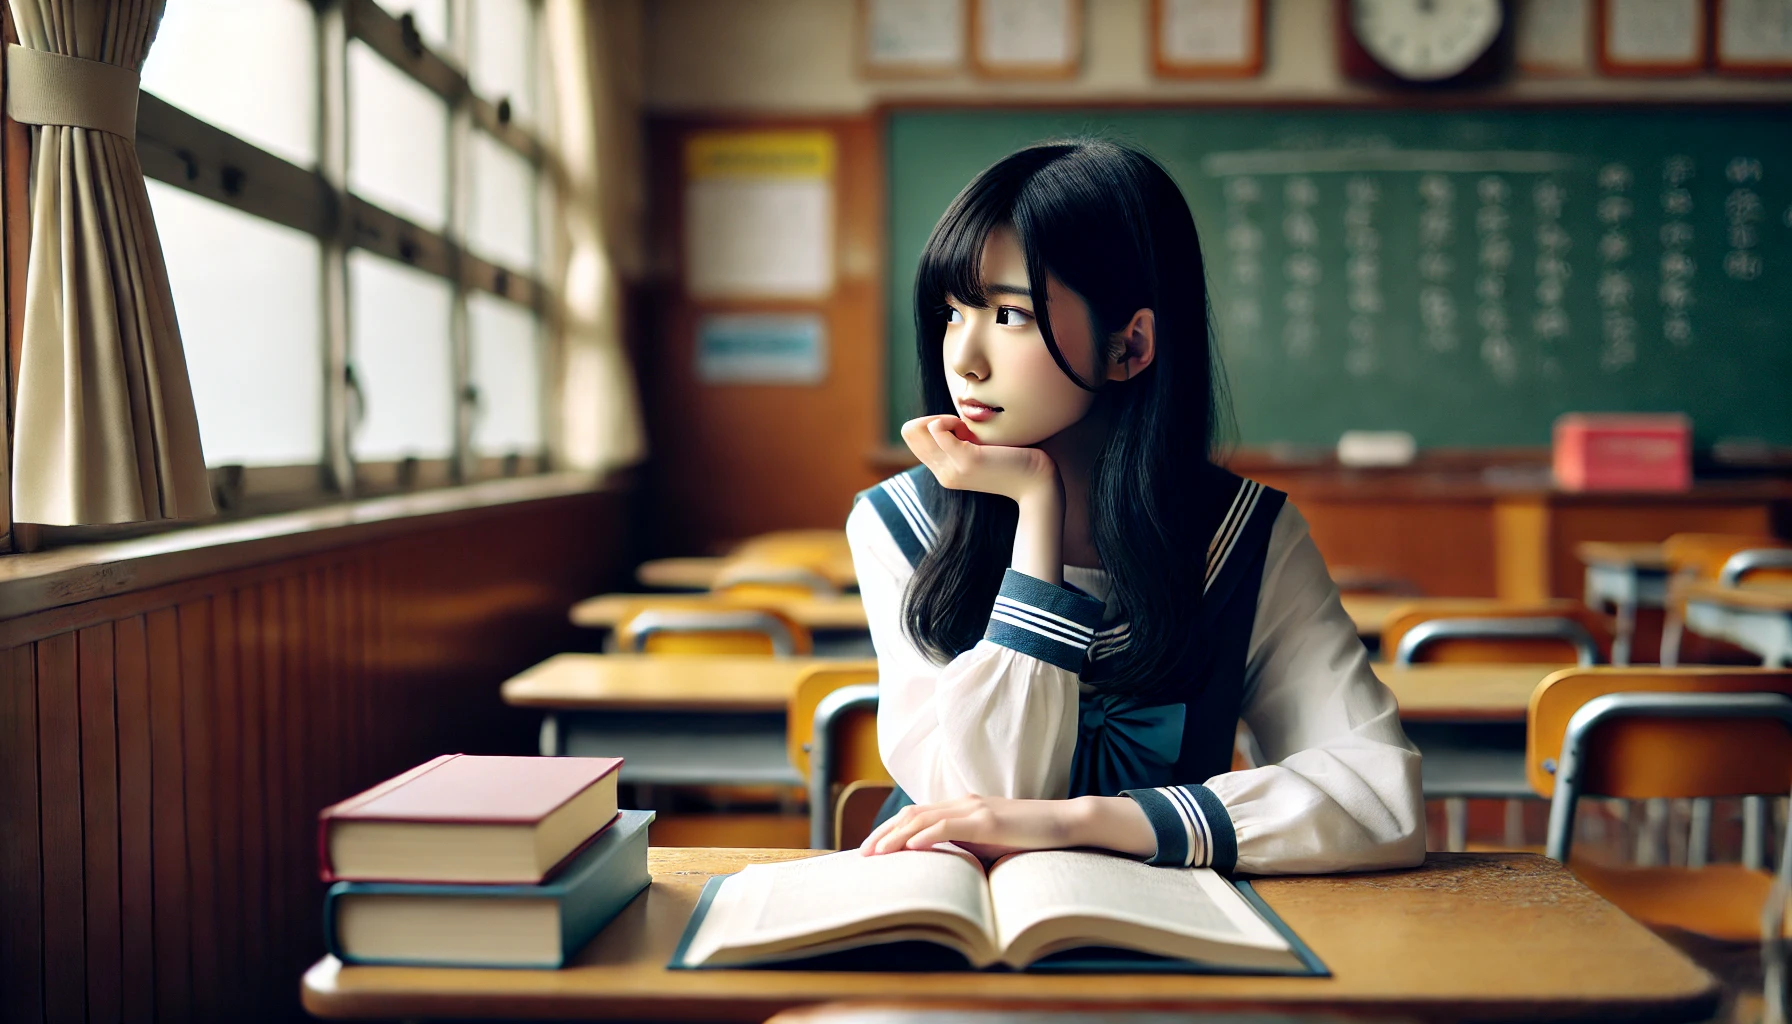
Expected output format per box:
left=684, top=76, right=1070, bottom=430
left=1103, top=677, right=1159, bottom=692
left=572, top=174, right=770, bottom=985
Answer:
left=712, top=559, right=840, bottom=600
left=1383, top=598, right=1609, bottom=666
left=616, top=604, right=813, bottom=656
left=787, top=664, right=890, bottom=848
left=1384, top=599, right=1606, bottom=853
left=1529, top=667, right=1792, bottom=941
left=1661, top=533, right=1792, bottom=667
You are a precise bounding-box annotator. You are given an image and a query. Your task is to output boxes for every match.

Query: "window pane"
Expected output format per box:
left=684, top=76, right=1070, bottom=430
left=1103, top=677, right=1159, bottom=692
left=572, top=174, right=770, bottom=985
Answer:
left=141, top=0, right=317, bottom=167
left=470, top=0, right=535, bottom=123
left=469, top=293, right=544, bottom=455
left=469, top=131, right=537, bottom=271
left=348, top=41, right=449, bottom=230
left=148, top=180, right=322, bottom=467
left=373, top=0, right=450, bottom=52
left=349, top=251, right=454, bottom=460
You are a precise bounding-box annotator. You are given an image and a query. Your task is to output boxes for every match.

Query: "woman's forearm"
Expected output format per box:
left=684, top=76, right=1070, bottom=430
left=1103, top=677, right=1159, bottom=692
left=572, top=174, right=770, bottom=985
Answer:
left=1011, top=481, right=1065, bottom=584
left=1069, top=796, right=1158, bottom=858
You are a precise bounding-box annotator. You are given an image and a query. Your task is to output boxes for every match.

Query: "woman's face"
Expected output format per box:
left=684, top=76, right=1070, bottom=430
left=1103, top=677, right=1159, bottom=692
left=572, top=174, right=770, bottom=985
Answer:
left=942, top=228, right=1104, bottom=447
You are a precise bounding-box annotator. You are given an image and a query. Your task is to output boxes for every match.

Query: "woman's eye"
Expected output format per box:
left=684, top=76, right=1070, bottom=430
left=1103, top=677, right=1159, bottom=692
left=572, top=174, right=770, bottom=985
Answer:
left=996, top=306, right=1033, bottom=327
left=945, top=306, right=965, bottom=324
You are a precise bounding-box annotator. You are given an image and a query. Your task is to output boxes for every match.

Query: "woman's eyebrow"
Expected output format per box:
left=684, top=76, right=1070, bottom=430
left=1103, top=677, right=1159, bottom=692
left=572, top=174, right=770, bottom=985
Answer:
left=986, top=283, right=1032, bottom=297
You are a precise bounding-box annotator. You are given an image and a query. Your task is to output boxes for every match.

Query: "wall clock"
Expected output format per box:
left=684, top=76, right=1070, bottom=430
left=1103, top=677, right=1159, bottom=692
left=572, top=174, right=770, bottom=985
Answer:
left=1339, top=0, right=1512, bottom=86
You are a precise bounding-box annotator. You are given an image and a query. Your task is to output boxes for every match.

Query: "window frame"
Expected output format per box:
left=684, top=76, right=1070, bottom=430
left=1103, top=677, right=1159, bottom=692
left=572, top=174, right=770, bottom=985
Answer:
left=130, top=0, right=558, bottom=520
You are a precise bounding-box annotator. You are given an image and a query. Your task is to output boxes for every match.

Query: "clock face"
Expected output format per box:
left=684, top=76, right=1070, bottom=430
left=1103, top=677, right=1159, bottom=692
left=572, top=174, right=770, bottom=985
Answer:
left=1350, top=0, right=1504, bottom=81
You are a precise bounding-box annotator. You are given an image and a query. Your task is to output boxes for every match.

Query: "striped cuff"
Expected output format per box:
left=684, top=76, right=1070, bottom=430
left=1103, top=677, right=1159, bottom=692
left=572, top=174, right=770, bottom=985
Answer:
left=1120, top=785, right=1238, bottom=873
left=983, top=569, right=1106, bottom=672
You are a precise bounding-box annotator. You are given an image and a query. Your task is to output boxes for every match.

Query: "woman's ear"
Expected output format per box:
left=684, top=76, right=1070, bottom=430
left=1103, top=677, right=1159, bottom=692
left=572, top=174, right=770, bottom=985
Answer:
left=1105, top=308, right=1157, bottom=383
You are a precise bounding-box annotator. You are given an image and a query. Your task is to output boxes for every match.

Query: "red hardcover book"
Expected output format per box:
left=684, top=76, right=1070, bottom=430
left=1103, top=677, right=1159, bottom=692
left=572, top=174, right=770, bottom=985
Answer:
left=318, top=754, right=623, bottom=884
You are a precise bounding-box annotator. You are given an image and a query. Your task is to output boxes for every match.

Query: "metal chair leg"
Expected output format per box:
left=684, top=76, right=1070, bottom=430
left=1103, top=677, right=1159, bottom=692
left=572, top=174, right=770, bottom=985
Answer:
left=1748, top=796, right=1770, bottom=870
left=1689, top=798, right=1713, bottom=867
left=1446, top=798, right=1468, bottom=852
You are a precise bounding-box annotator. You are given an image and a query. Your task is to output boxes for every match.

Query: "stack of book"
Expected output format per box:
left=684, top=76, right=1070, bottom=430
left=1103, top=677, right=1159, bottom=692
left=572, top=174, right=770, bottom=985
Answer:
left=317, top=753, right=650, bottom=969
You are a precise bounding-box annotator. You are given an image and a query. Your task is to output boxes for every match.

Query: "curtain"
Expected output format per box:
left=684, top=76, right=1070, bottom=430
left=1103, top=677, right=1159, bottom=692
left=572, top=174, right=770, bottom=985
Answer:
left=7, top=0, right=211, bottom=525
left=544, top=0, right=645, bottom=475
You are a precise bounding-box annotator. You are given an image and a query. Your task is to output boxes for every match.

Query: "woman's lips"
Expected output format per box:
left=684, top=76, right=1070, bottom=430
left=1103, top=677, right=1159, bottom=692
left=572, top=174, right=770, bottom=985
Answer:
left=957, top=398, right=1002, bottom=422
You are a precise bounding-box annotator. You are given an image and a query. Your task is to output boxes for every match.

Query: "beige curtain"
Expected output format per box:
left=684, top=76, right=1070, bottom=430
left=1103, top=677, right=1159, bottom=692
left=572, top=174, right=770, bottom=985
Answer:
left=544, top=0, right=645, bottom=475
left=7, top=0, right=211, bottom=525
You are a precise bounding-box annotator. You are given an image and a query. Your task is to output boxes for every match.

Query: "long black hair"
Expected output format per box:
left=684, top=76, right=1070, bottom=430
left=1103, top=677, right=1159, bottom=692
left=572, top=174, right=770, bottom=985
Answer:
left=901, top=139, right=1231, bottom=700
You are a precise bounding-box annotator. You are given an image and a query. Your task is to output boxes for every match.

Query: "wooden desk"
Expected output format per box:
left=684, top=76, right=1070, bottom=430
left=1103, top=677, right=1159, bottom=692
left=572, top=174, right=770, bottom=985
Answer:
left=301, top=847, right=1718, bottom=1023
left=636, top=557, right=861, bottom=592
left=1339, top=593, right=1406, bottom=641
left=503, top=655, right=874, bottom=786
left=1371, top=662, right=1557, bottom=723
left=1683, top=581, right=1792, bottom=668
left=573, top=593, right=870, bottom=633
left=1577, top=541, right=1671, bottom=666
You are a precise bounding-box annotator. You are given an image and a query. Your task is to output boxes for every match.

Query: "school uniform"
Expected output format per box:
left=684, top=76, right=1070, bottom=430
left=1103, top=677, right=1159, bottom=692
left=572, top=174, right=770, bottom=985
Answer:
left=848, top=463, right=1426, bottom=876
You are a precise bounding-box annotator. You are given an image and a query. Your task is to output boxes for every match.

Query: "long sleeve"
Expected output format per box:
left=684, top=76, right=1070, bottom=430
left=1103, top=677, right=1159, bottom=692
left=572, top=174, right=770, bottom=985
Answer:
left=1123, top=504, right=1427, bottom=876
left=846, top=498, right=1103, bottom=804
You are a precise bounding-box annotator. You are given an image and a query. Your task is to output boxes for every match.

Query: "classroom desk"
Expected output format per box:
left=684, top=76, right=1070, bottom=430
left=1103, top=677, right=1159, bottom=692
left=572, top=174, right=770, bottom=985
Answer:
left=637, top=557, right=861, bottom=592
left=572, top=592, right=870, bottom=633
left=1370, top=662, right=1557, bottom=723
left=1683, top=581, right=1792, bottom=668
left=1339, top=593, right=1405, bottom=642
left=300, top=847, right=1719, bottom=1024
left=1576, top=541, right=1671, bottom=666
left=502, top=655, right=875, bottom=785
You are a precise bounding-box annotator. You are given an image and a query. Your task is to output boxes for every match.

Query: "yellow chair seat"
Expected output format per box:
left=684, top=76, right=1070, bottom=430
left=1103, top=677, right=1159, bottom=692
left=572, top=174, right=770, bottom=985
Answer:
left=1570, top=859, right=1774, bottom=943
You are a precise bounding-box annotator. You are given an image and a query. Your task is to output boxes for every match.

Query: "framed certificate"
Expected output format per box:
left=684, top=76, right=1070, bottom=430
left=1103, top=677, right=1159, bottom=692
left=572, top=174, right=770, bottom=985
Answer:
left=860, top=0, right=967, bottom=78
left=1714, top=0, right=1792, bottom=74
left=971, top=0, right=1082, bottom=79
left=1152, top=0, right=1264, bottom=78
left=1516, top=0, right=1593, bottom=74
left=1596, top=0, right=1708, bottom=75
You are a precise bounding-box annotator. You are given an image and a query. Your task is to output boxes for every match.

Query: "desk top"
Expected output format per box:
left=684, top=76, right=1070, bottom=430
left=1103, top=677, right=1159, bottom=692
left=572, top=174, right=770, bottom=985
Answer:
left=1575, top=541, right=1671, bottom=572
left=1684, top=581, right=1792, bottom=612
left=636, top=557, right=861, bottom=592
left=1339, top=594, right=1406, bottom=639
left=1371, top=662, right=1560, bottom=723
left=503, top=656, right=1546, bottom=724
left=502, top=654, right=876, bottom=713
left=300, top=847, right=1717, bottom=1023
left=572, top=593, right=870, bottom=632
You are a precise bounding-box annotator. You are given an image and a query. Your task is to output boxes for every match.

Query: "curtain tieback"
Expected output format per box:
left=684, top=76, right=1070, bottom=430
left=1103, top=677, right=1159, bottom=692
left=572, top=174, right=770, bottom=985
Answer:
left=5, top=45, right=139, bottom=139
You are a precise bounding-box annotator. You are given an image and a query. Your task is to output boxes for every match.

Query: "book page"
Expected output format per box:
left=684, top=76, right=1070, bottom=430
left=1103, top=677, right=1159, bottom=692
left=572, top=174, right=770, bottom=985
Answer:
left=682, top=848, right=996, bottom=966
left=987, top=850, right=1289, bottom=956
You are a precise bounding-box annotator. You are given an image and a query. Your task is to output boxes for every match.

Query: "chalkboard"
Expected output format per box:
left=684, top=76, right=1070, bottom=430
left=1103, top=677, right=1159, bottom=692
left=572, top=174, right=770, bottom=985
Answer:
left=885, top=107, right=1792, bottom=448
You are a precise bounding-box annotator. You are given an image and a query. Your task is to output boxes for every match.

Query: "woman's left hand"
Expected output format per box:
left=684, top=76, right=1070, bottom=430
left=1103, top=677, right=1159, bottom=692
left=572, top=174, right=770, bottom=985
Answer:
left=860, top=795, right=1089, bottom=859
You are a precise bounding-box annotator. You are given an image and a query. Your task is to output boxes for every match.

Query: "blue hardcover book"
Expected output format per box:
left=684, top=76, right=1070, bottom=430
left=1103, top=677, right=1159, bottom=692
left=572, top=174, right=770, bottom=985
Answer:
left=324, top=809, right=653, bottom=969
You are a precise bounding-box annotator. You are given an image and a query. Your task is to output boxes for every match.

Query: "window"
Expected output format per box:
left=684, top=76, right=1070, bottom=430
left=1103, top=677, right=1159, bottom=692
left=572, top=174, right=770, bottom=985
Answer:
left=138, top=0, right=554, bottom=511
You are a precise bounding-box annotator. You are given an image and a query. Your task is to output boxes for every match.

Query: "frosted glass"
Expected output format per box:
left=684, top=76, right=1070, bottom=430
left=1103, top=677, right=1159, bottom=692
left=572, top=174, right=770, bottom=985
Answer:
left=349, top=251, right=455, bottom=460
left=469, top=293, right=544, bottom=455
left=374, top=0, right=450, bottom=51
left=470, top=0, right=535, bottom=123
left=141, top=0, right=317, bottom=167
left=348, top=41, right=449, bottom=230
left=470, top=131, right=537, bottom=271
left=148, top=181, right=323, bottom=467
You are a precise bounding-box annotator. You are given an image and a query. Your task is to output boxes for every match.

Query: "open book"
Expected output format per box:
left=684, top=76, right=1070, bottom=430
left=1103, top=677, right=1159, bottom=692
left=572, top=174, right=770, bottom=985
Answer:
left=670, top=847, right=1324, bottom=974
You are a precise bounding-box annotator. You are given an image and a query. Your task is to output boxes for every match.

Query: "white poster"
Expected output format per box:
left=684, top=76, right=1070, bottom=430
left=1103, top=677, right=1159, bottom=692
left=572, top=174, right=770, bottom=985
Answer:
left=684, top=131, right=836, bottom=299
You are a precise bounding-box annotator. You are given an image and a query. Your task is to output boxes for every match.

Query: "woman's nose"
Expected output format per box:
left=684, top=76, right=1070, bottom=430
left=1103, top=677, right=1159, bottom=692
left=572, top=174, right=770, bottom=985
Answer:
left=946, top=320, right=990, bottom=382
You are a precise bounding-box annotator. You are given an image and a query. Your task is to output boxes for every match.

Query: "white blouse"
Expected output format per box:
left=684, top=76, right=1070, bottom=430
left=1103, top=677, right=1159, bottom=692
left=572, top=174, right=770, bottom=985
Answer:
left=845, top=495, right=1426, bottom=876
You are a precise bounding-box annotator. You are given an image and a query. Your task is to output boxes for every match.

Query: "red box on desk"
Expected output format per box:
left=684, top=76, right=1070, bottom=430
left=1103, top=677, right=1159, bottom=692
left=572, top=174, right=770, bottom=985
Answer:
left=1553, top=414, right=1692, bottom=492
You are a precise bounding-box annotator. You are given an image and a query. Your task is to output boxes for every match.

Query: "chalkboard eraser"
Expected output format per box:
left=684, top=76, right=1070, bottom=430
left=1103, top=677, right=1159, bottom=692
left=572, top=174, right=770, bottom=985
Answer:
left=1337, top=431, right=1417, bottom=468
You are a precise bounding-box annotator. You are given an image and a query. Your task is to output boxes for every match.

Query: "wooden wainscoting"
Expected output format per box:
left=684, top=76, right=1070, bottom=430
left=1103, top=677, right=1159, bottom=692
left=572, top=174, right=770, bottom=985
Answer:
left=0, top=488, right=626, bottom=1023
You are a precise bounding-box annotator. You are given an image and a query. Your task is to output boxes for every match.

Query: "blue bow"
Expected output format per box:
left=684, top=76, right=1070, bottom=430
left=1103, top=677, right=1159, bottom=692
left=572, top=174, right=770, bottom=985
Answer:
left=1067, top=692, right=1186, bottom=797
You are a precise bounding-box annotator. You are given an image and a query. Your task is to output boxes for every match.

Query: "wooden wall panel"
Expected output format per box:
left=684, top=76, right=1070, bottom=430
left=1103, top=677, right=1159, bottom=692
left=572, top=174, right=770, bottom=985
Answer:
left=0, top=644, right=42, bottom=1024
left=0, top=489, right=627, bottom=1022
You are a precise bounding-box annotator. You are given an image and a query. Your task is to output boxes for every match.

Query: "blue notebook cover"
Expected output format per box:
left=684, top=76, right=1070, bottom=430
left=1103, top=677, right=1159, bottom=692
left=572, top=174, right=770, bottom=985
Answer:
left=668, top=868, right=1326, bottom=976
left=324, top=808, right=654, bottom=969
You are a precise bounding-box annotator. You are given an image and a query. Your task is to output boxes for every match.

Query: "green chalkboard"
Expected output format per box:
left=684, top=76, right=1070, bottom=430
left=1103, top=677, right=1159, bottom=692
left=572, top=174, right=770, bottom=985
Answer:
left=885, top=107, right=1792, bottom=448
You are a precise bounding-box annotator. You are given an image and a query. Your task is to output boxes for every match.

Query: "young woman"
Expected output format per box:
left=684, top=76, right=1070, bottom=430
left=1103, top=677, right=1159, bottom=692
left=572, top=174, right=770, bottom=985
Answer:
left=848, top=140, right=1425, bottom=875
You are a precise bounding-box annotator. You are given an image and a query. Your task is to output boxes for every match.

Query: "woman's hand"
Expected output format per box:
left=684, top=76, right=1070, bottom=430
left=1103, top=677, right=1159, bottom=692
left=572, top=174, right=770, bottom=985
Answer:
left=860, top=795, right=1092, bottom=860
left=901, top=415, right=1058, bottom=504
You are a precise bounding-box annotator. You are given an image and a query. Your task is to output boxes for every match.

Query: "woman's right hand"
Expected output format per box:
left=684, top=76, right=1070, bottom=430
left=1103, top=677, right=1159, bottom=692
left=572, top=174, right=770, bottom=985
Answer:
left=901, top=415, right=1058, bottom=504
